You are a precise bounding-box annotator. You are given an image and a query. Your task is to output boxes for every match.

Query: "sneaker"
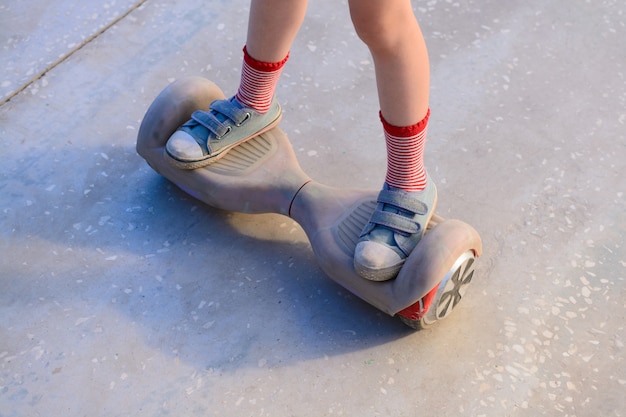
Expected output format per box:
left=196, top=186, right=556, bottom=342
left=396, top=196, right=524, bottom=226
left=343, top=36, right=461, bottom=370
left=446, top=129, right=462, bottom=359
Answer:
left=165, top=96, right=282, bottom=169
left=354, top=176, right=437, bottom=281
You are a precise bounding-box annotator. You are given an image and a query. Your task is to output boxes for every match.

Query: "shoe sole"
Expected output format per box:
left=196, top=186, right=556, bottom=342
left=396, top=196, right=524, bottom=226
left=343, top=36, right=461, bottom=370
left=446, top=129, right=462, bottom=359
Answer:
left=354, top=261, right=403, bottom=282
left=354, top=191, right=438, bottom=282
left=164, top=112, right=283, bottom=170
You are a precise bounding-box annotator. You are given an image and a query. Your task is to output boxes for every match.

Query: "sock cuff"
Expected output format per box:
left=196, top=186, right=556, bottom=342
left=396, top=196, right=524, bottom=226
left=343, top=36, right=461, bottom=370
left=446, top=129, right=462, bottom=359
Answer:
left=380, top=108, right=430, bottom=137
left=243, top=46, right=289, bottom=72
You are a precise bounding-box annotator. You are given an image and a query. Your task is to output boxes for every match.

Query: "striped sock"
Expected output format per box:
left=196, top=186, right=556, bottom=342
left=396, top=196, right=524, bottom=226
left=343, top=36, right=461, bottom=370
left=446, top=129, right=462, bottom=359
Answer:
left=381, top=109, right=430, bottom=192
left=235, top=46, right=289, bottom=114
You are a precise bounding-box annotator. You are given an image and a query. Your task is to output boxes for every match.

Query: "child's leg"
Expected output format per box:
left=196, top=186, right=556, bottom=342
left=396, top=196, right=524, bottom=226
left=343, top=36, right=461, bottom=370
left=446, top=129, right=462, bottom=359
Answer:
left=246, top=0, right=308, bottom=62
left=350, top=0, right=437, bottom=281
left=165, top=0, right=307, bottom=169
left=235, top=0, right=307, bottom=113
left=348, top=0, right=429, bottom=127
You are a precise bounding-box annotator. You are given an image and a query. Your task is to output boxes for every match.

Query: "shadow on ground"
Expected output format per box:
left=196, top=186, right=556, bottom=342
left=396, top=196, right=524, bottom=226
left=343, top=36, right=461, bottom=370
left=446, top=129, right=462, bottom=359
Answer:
left=1, top=142, right=428, bottom=374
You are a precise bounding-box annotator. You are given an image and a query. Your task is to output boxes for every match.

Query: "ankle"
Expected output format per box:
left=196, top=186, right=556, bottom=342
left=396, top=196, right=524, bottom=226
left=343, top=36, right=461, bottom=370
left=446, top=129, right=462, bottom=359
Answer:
left=382, top=110, right=430, bottom=192
left=235, top=46, right=288, bottom=114
left=242, top=45, right=289, bottom=71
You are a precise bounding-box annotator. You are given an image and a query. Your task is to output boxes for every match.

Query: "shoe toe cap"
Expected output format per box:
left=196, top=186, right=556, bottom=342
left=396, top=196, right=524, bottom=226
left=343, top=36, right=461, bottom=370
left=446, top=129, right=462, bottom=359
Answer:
left=166, top=130, right=204, bottom=160
left=354, top=241, right=403, bottom=281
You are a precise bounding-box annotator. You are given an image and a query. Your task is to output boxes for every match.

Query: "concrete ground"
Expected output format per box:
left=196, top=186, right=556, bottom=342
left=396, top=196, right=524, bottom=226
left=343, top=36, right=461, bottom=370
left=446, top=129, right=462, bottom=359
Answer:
left=1, top=0, right=624, bottom=416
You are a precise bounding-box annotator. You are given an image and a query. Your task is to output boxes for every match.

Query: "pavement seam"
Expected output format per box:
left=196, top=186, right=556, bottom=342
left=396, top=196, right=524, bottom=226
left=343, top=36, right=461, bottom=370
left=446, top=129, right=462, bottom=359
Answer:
left=0, top=0, right=149, bottom=107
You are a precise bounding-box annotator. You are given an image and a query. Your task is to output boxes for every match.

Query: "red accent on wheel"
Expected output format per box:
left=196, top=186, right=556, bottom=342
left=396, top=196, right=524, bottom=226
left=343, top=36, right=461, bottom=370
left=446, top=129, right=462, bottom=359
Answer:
left=396, top=284, right=439, bottom=321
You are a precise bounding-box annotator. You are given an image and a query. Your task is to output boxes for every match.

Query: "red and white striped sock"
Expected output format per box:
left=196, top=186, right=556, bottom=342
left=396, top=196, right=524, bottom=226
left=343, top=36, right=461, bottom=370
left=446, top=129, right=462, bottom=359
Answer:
left=235, top=46, right=289, bottom=114
left=381, top=109, right=430, bottom=192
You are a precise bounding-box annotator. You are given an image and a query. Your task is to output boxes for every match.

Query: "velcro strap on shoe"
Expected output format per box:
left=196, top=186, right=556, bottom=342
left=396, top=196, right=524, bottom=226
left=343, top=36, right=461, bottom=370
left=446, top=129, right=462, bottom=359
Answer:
left=191, top=110, right=230, bottom=137
left=369, top=210, right=420, bottom=235
left=377, top=189, right=428, bottom=215
left=211, top=99, right=251, bottom=125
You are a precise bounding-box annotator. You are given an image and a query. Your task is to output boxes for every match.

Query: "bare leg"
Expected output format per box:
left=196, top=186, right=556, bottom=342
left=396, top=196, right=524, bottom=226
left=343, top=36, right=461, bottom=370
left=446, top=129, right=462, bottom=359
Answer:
left=246, top=0, right=309, bottom=62
left=348, top=0, right=429, bottom=126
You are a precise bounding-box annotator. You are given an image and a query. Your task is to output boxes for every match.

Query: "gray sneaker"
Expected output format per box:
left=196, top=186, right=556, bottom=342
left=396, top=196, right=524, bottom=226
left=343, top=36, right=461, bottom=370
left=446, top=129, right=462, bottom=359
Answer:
left=165, top=96, right=282, bottom=169
left=354, top=176, right=437, bottom=281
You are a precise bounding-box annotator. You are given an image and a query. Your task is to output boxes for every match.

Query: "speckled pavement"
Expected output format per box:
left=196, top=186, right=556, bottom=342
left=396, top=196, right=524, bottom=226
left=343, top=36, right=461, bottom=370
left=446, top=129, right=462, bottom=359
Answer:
left=1, top=0, right=624, bottom=416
